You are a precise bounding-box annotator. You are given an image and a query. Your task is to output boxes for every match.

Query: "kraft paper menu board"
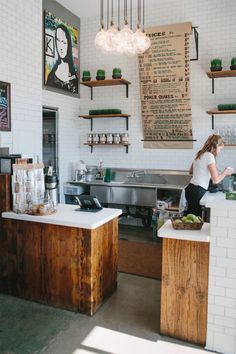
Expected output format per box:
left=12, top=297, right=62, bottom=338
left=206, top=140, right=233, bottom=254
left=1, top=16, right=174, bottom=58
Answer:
left=139, top=22, right=193, bottom=149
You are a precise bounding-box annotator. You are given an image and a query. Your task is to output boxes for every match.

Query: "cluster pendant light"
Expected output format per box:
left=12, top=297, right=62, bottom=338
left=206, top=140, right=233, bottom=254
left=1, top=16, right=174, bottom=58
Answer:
left=95, top=0, right=151, bottom=56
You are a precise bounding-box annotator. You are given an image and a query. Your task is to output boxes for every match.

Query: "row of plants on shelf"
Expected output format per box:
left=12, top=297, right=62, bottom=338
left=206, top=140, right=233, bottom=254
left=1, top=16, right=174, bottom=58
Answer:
left=82, top=68, right=122, bottom=81
left=210, top=57, right=236, bottom=71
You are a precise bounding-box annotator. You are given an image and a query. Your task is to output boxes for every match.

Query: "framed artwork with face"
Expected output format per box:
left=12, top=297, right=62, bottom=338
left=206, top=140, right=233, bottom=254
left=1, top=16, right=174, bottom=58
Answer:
left=44, top=11, right=79, bottom=95
left=0, top=81, right=11, bottom=131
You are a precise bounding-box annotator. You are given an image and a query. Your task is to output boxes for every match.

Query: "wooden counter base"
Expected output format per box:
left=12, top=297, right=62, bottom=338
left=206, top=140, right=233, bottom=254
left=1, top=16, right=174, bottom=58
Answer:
left=0, top=218, right=118, bottom=315
left=160, top=238, right=209, bottom=346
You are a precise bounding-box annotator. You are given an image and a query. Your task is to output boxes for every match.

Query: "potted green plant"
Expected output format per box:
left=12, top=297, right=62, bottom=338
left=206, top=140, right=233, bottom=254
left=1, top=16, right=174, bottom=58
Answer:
left=230, top=57, right=236, bottom=70
left=112, top=67, right=122, bottom=79
left=82, top=70, right=91, bottom=81
left=210, top=58, right=222, bottom=72
left=96, top=69, right=105, bottom=80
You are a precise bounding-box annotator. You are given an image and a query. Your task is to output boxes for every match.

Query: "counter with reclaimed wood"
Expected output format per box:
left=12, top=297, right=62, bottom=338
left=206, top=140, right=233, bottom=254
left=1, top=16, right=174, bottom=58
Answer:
left=158, top=220, right=210, bottom=346
left=1, top=204, right=122, bottom=315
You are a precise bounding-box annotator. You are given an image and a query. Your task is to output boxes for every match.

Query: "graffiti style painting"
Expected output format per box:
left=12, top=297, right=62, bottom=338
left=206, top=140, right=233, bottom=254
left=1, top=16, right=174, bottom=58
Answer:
left=0, top=81, right=11, bottom=131
left=44, top=11, right=79, bottom=94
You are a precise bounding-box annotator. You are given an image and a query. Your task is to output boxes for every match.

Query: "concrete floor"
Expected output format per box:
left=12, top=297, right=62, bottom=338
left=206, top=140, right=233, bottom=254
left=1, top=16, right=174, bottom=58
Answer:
left=42, top=273, right=212, bottom=354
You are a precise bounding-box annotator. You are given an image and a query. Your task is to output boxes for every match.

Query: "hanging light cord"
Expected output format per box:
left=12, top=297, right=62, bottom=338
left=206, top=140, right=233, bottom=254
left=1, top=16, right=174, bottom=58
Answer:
left=111, top=0, right=114, bottom=26
left=107, top=0, right=109, bottom=29
left=100, top=0, right=104, bottom=29
left=124, top=0, right=127, bottom=25
left=142, top=0, right=145, bottom=32
left=137, top=0, right=141, bottom=29
left=118, top=0, right=120, bottom=30
left=130, top=0, right=132, bottom=30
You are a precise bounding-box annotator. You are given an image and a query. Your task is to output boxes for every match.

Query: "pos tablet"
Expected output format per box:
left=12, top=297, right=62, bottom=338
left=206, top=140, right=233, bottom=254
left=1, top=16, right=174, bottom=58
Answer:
left=75, top=195, right=103, bottom=212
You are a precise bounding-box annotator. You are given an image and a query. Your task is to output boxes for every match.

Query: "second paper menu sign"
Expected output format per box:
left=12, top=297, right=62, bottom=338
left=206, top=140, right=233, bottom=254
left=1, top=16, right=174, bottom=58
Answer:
left=139, top=22, right=193, bottom=149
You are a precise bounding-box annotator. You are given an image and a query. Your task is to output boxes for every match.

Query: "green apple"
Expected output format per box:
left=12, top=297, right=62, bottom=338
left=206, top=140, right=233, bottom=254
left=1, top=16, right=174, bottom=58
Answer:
left=174, top=219, right=183, bottom=224
left=186, top=214, right=196, bottom=221
left=185, top=219, right=193, bottom=223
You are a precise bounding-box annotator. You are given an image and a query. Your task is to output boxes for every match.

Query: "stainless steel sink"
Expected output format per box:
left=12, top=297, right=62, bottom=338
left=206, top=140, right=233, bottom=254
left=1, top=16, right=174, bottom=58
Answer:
left=124, top=173, right=190, bottom=187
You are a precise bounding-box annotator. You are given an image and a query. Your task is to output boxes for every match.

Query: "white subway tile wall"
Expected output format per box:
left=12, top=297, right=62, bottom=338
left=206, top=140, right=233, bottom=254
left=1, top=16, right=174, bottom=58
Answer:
left=0, top=0, right=42, bottom=155
left=207, top=203, right=236, bottom=354
left=1, top=0, right=236, bottom=198
left=79, top=0, right=236, bottom=175
left=0, top=2, right=236, bottom=352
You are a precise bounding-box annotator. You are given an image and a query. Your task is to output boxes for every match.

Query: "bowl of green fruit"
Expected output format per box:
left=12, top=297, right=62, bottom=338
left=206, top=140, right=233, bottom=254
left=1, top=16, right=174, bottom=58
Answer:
left=171, top=214, right=204, bottom=230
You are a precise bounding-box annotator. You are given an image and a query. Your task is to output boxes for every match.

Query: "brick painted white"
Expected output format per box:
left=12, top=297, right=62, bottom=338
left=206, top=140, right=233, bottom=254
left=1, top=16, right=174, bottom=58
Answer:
left=79, top=0, right=236, bottom=173
left=207, top=203, right=236, bottom=354
left=1, top=0, right=236, bottom=198
left=0, top=0, right=42, bottom=156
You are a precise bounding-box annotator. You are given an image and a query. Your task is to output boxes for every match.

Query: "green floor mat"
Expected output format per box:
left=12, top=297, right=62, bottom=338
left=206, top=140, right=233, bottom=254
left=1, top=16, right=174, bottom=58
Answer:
left=0, top=294, right=76, bottom=354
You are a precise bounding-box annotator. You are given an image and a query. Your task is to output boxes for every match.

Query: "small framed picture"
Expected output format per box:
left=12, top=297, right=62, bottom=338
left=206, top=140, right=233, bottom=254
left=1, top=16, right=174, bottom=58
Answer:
left=0, top=81, right=11, bottom=131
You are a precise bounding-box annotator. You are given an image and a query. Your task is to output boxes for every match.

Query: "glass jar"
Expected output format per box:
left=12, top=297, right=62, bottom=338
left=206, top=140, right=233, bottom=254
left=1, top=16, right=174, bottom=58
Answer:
left=121, top=133, right=129, bottom=144
left=99, top=133, right=106, bottom=144
left=113, top=133, right=121, bottom=144
left=106, top=133, right=113, bottom=144
left=92, top=133, right=99, bottom=144
left=87, top=133, right=93, bottom=144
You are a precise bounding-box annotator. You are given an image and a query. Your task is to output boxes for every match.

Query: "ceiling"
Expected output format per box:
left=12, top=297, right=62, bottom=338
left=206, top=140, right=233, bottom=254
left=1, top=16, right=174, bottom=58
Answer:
left=56, top=0, right=160, bottom=19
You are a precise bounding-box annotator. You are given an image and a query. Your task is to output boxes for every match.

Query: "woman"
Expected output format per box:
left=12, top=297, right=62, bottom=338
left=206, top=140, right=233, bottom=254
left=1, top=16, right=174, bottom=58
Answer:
left=185, top=134, right=233, bottom=216
left=46, top=24, right=78, bottom=93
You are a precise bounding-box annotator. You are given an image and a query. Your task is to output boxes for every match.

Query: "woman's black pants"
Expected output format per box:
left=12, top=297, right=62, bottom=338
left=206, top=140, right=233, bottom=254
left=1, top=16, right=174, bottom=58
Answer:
left=185, top=183, right=207, bottom=217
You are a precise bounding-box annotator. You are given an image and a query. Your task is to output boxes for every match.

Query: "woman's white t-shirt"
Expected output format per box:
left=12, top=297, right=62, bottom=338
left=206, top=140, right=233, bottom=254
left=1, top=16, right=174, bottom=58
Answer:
left=190, top=152, right=215, bottom=190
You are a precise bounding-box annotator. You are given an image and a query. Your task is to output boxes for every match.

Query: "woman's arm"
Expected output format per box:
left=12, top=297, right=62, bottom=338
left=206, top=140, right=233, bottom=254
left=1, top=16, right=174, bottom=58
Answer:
left=189, top=163, right=193, bottom=175
left=208, top=163, right=233, bottom=184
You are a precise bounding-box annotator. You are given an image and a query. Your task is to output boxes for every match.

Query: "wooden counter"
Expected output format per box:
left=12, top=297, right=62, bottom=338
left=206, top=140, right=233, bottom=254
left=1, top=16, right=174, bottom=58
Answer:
left=1, top=205, right=122, bottom=315
left=158, top=220, right=210, bottom=346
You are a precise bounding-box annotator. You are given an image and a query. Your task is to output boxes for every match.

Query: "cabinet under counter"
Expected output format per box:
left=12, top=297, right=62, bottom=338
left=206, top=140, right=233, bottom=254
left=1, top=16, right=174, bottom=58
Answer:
left=1, top=204, right=122, bottom=315
left=158, top=220, right=210, bottom=346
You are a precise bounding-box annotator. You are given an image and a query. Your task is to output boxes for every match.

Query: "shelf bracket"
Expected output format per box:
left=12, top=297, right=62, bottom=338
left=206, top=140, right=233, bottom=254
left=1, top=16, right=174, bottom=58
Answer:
left=190, top=26, right=199, bottom=61
left=126, top=145, right=129, bottom=153
left=90, top=118, right=93, bottom=131
left=91, top=87, right=93, bottom=100
left=211, top=114, right=214, bottom=129
left=126, top=84, right=129, bottom=98
left=126, top=117, right=129, bottom=130
left=90, top=145, right=93, bottom=153
left=211, top=78, right=214, bottom=94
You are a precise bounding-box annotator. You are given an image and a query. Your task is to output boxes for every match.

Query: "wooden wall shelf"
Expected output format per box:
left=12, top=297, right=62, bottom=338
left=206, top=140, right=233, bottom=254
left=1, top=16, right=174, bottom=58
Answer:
left=84, top=143, right=130, bottom=154
left=206, top=70, right=236, bottom=79
left=80, top=78, right=131, bottom=100
left=79, top=114, right=131, bottom=131
left=206, top=109, right=236, bottom=129
left=206, top=70, right=236, bottom=93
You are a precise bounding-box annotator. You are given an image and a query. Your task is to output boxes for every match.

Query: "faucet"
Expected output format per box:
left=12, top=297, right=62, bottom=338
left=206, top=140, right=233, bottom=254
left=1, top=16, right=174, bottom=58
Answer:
left=127, top=170, right=146, bottom=178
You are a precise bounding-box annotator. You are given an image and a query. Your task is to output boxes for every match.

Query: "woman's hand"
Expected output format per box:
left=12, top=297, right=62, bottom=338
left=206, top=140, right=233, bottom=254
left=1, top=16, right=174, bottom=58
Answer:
left=224, top=167, right=234, bottom=176
left=208, top=163, right=233, bottom=184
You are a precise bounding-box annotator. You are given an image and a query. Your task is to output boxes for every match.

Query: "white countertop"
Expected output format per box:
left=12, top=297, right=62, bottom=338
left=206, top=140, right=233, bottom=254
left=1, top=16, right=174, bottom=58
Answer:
left=200, top=191, right=236, bottom=209
left=2, top=204, right=122, bottom=230
left=158, top=219, right=210, bottom=242
left=200, top=191, right=225, bottom=206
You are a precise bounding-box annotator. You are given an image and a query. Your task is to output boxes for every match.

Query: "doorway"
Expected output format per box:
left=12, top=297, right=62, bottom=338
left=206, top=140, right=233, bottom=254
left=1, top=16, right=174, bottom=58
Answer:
left=42, top=106, right=59, bottom=199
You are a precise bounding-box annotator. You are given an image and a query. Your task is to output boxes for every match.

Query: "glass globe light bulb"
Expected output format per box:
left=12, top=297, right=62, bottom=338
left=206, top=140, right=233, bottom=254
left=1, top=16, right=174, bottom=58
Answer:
left=105, top=24, right=119, bottom=53
left=133, top=28, right=151, bottom=54
left=118, top=24, right=136, bottom=56
left=95, top=27, right=108, bottom=49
